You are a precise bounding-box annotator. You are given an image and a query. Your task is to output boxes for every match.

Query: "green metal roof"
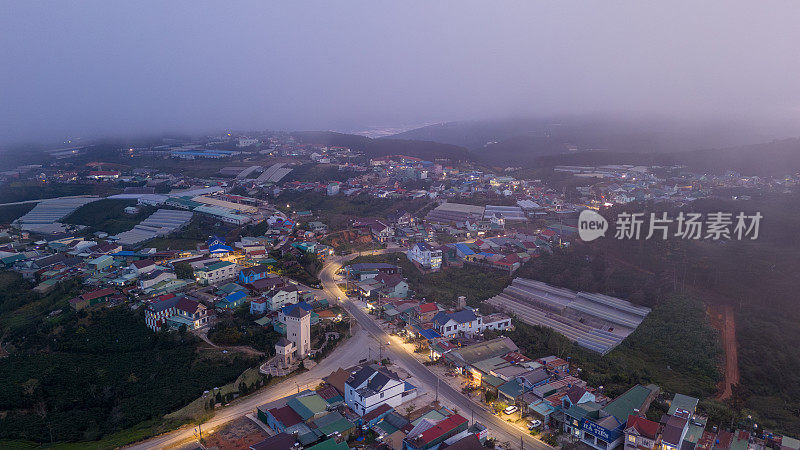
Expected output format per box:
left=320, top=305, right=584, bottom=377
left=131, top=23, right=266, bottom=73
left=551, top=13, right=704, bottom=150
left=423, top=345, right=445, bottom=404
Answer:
left=198, top=261, right=234, bottom=271
left=498, top=379, right=524, bottom=399
left=602, top=384, right=658, bottom=422
left=288, top=394, right=328, bottom=420
left=667, top=393, right=699, bottom=416
left=306, top=438, right=348, bottom=450
left=482, top=374, right=506, bottom=388
left=563, top=401, right=604, bottom=421
left=313, top=411, right=354, bottom=436
left=254, top=316, right=272, bottom=326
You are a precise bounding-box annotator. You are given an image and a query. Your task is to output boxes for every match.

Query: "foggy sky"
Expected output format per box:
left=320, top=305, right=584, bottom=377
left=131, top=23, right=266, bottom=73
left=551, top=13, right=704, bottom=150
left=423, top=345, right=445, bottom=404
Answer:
left=2, top=1, right=800, bottom=144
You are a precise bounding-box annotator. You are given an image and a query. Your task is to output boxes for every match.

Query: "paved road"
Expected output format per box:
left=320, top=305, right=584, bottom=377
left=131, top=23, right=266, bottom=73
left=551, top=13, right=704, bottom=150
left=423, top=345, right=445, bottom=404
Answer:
left=126, top=324, right=374, bottom=450
left=318, top=253, right=550, bottom=450
left=129, top=247, right=549, bottom=449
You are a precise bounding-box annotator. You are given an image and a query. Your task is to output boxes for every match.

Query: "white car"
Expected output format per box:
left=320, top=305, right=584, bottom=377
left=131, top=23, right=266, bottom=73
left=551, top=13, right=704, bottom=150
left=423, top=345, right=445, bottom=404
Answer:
left=528, top=420, right=542, bottom=429
left=503, top=405, right=518, bottom=415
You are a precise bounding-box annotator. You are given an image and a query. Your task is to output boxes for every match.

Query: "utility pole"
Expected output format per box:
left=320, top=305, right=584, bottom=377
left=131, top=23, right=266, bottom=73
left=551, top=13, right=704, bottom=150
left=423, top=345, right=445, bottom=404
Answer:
left=521, top=434, right=524, bottom=450
left=436, top=378, right=440, bottom=402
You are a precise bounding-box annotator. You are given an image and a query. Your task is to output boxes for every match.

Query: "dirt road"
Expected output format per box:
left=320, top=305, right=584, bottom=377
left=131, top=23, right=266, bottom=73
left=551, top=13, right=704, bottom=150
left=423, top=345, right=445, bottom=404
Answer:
left=709, top=304, right=739, bottom=400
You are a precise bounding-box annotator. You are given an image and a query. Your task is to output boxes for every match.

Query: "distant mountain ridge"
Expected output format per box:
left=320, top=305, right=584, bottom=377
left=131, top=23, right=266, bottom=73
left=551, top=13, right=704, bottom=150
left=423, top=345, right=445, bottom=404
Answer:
left=386, top=117, right=800, bottom=175
left=290, top=131, right=473, bottom=161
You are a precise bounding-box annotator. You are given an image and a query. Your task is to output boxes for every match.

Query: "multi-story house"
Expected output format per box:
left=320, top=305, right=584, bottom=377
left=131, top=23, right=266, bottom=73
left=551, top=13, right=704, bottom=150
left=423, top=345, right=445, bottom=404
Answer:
left=407, top=242, right=442, bottom=270
left=432, top=310, right=479, bottom=337
left=138, top=269, right=176, bottom=290
left=623, top=416, right=660, bottom=450
left=344, top=365, right=417, bottom=416
left=130, top=259, right=157, bottom=274
left=239, top=263, right=272, bottom=284
left=479, top=313, right=513, bottom=332
left=266, top=285, right=300, bottom=311
left=195, top=260, right=238, bottom=285
left=145, top=295, right=208, bottom=331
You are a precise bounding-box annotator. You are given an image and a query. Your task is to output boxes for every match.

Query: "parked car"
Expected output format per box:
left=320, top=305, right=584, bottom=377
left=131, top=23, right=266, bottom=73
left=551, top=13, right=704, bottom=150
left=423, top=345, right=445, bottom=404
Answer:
left=503, top=406, right=518, bottom=415
left=528, top=420, right=542, bottom=429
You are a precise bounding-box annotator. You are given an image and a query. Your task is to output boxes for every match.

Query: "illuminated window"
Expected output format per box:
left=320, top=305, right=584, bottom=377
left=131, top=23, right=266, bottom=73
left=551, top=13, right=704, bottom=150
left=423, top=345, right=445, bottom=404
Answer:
left=629, top=435, right=637, bottom=443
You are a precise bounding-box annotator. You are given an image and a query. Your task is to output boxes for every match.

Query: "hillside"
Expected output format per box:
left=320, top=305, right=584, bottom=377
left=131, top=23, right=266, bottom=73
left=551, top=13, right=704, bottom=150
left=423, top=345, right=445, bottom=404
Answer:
left=290, top=131, right=473, bottom=161
left=392, top=116, right=795, bottom=173
left=536, top=138, right=800, bottom=176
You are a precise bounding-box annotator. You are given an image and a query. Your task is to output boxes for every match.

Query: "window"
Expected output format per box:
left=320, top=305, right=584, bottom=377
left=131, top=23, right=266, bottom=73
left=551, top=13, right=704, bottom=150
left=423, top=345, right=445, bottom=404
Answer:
left=380, top=392, right=384, bottom=398
left=628, top=435, right=636, bottom=443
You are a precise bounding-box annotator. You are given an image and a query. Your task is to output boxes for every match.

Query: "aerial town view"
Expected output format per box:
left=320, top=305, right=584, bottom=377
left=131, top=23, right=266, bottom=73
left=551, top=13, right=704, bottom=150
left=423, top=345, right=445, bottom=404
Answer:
left=1, top=2, right=800, bottom=450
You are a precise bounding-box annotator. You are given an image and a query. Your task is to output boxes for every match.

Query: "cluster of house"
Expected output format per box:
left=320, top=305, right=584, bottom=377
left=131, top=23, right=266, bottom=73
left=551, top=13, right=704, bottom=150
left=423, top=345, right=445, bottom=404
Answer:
left=0, top=222, right=339, bottom=341
left=439, top=233, right=554, bottom=274
left=618, top=392, right=793, bottom=450
left=553, top=165, right=786, bottom=207
left=341, top=263, right=410, bottom=300
left=251, top=362, right=486, bottom=450
left=0, top=237, right=196, bottom=297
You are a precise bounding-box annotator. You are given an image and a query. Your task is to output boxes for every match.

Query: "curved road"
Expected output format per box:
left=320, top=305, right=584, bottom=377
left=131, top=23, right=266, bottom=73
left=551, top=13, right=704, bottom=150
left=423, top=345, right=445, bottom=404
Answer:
left=129, top=248, right=550, bottom=449
left=127, top=324, right=374, bottom=449
left=318, top=251, right=550, bottom=450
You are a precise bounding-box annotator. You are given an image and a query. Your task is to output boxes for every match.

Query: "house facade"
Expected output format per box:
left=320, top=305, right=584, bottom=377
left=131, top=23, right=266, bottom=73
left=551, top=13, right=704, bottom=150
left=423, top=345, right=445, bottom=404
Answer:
left=407, top=242, right=442, bottom=270
left=344, top=365, right=417, bottom=416
left=239, top=264, right=272, bottom=284
left=138, top=269, right=177, bottom=290
left=267, top=285, right=300, bottom=311
left=195, top=260, right=238, bottom=285
left=145, top=295, right=208, bottom=331
left=432, top=310, right=480, bottom=338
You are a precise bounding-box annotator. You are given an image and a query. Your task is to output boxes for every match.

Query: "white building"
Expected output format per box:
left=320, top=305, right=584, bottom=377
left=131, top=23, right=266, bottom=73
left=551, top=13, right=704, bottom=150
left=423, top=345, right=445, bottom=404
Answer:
left=407, top=242, right=442, bottom=270
left=432, top=309, right=480, bottom=338
left=138, top=270, right=177, bottom=290
left=276, top=306, right=311, bottom=367
left=194, top=261, right=238, bottom=285
left=479, top=313, right=513, bottom=332
left=432, top=310, right=512, bottom=338
left=266, top=286, right=300, bottom=311
left=344, top=365, right=417, bottom=416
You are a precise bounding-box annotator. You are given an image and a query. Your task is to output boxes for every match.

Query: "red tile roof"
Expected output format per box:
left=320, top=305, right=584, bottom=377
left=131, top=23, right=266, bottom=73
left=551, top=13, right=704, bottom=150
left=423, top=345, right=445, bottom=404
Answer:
left=626, top=415, right=660, bottom=440
left=416, top=414, right=467, bottom=444
left=176, top=297, right=202, bottom=315
left=132, top=259, right=156, bottom=269
left=269, top=405, right=303, bottom=428
left=362, top=404, right=393, bottom=422
left=81, top=287, right=118, bottom=302
left=418, top=302, right=438, bottom=313
left=315, top=385, right=341, bottom=401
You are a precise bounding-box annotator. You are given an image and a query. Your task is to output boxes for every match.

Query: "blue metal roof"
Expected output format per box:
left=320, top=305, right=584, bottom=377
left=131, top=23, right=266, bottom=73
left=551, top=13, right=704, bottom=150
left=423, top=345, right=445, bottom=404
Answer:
left=454, top=243, right=475, bottom=255
left=225, top=290, right=247, bottom=302
left=419, top=328, right=441, bottom=340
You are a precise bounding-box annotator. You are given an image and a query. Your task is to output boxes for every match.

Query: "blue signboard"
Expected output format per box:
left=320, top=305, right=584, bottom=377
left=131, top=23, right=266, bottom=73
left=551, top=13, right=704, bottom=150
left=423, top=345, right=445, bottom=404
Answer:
left=580, top=419, right=621, bottom=442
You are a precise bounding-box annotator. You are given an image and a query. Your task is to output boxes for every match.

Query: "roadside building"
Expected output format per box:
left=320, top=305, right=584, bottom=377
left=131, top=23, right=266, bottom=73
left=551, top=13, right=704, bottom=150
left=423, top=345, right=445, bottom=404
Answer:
left=563, top=384, right=660, bottom=450
left=276, top=306, right=311, bottom=366
left=432, top=310, right=479, bottom=338
left=344, top=364, right=417, bottom=416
